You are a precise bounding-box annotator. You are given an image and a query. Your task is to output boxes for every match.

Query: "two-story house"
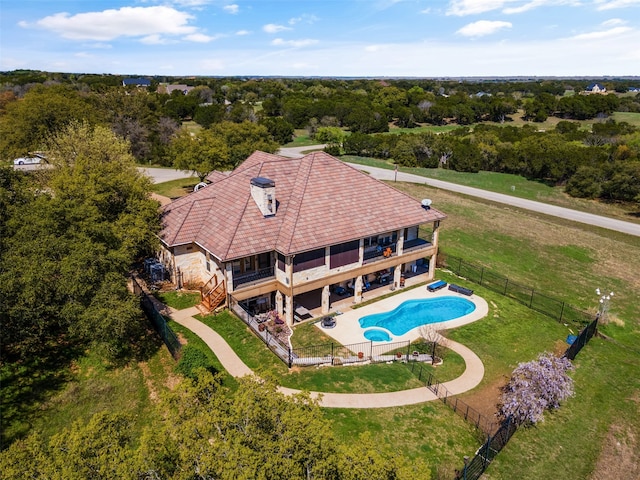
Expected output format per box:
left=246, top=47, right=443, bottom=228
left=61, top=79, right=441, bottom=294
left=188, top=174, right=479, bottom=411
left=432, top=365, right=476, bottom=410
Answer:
left=158, top=151, right=446, bottom=325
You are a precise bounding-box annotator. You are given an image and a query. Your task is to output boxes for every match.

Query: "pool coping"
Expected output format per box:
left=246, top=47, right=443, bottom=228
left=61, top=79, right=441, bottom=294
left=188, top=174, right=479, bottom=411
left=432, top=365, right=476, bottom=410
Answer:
left=315, top=284, right=488, bottom=353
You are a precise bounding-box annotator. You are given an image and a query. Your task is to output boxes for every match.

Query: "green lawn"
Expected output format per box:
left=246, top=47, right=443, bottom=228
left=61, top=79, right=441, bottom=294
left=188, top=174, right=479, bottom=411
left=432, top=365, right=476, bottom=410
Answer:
left=150, top=177, right=199, bottom=199
left=153, top=290, right=201, bottom=309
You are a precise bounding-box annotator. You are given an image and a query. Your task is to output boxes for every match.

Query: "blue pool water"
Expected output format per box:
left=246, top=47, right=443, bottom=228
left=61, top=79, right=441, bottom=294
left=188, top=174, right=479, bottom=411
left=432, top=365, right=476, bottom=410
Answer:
left=363, top=329, right=392, bottom=342
left=359, top=296, right=476, bottom=338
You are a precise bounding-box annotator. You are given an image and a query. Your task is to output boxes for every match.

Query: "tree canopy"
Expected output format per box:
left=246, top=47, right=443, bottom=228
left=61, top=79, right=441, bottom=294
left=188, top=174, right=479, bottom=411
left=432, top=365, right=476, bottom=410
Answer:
left=0, top=371, right=431, bottom=480
left=0, top=122, right=160, bottom=361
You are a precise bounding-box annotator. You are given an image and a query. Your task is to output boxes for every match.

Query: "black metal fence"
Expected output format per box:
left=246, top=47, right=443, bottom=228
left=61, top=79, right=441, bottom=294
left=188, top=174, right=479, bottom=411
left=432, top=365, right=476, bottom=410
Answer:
left=564, top=316, right=599, bottom=360
left=230, top=299, right=291, bottom=363
left=454, top=417, right=518, bottom=480
left=231, top=298, right=436, bottom=368
left=131, top=275, right=182, bottom=359
left=290, top=339, right=435, bottom=367
left=445, top=255, right=592, bottom=325
left=413, top=365, right=499, bottom=437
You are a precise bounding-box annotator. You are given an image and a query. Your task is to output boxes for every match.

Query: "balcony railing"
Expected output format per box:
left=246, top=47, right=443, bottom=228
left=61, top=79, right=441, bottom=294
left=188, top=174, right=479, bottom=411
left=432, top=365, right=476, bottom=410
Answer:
left=363, top=244, right=397, bottom=264
left=363, top=239, right=431, bottom=264
left=233, top=266, right=275, bottom=289
left=402, top=237, right=431, bottom=253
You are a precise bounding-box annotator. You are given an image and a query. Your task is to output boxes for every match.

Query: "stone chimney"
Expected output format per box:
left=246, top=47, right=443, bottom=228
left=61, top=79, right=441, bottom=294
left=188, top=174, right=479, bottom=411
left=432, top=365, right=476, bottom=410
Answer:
left=250, top=177, right=276, bottom=217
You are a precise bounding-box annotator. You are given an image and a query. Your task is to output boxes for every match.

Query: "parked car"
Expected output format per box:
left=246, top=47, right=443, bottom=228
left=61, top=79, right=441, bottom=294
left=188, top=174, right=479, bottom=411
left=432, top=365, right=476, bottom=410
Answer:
left=13, top=156, right=42, bottom=165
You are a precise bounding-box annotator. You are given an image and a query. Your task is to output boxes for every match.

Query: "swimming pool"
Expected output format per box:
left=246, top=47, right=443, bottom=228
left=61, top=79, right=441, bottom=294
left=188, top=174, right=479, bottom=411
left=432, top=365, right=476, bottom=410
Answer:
left=359, top=296, right=476, bottom=339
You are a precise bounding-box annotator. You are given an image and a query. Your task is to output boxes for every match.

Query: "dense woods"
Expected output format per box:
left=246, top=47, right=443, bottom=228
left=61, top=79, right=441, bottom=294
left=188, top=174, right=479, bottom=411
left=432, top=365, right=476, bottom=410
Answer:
left=1, top=70, right=639, bottom=203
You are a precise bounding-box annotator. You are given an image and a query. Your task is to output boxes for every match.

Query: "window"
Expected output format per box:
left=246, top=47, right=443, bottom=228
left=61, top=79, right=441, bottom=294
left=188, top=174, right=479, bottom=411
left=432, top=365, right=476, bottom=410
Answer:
left=277, top=253, right=285, bottom=271
left=330, top=240, right=359, bottom=269
left=244, top=256, right=254, bottom=272
left=293, top=248, right=325, bottom=272
left=232, top=261, right=241, bottom=275
left=258, top=252, right=271, bottom=269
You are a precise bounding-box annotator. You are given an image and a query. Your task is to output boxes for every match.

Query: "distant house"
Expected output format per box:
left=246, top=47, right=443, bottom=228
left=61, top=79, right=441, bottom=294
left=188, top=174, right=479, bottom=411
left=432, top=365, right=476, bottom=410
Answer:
left=628, top=87, right=640, bottom=93
left=585, top=83, right=606, bottom=94
left=122, top=77, right=151, bottom=88
left=157, top=151, right=446, bottom=325
left=160, top=84, right=195, bottom=95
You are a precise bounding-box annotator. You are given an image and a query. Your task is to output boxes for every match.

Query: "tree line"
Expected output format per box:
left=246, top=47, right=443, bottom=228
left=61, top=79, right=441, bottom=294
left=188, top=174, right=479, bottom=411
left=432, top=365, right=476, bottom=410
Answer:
left=2, top=72, right=639, bottom=202
left=325, top=121, right=640, bottom=202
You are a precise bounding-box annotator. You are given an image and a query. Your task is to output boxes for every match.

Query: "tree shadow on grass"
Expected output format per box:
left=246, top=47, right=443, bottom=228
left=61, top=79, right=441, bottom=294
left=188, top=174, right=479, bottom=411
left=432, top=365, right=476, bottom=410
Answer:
left=0, top=339, right=83, bottom=449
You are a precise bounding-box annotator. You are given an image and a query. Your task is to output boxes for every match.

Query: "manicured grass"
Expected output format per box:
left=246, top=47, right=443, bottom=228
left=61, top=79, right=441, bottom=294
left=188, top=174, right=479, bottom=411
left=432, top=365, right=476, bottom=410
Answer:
left=150, top=177, right=199, bottom=199
left=283, top=130, right=317, bottom=147
left=153, top=290, right=201, bottom=310
left=196, top=311, right=442, bottom=393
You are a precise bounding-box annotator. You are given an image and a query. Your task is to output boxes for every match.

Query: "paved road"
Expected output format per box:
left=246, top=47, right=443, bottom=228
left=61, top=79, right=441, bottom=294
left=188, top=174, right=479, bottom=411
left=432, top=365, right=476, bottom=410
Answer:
left=276, top=146, right=640, bottom=237
left=138, top=167, right=195, bottom=183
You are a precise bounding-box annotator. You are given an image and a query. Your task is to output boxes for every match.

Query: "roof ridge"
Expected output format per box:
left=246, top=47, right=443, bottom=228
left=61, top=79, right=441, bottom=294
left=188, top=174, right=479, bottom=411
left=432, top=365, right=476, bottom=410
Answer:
left=277, top=156, right=313, bottom=254
left=168, top=198, right=201, bottom=245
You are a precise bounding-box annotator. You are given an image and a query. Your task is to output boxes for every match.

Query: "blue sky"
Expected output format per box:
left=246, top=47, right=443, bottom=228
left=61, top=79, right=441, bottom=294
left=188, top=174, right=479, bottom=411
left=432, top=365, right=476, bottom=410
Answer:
left=1, top=0, right=639, bottom=77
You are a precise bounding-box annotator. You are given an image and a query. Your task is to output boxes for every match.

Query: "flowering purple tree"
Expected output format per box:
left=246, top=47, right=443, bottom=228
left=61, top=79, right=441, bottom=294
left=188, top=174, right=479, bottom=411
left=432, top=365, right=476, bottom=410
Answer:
left=499, top=352, right=574, bottom=426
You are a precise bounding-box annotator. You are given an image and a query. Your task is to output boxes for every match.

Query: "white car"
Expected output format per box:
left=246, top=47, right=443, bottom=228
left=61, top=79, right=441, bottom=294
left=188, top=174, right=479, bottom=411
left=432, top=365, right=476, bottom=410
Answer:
left=13, top=157, right=42, bottom=165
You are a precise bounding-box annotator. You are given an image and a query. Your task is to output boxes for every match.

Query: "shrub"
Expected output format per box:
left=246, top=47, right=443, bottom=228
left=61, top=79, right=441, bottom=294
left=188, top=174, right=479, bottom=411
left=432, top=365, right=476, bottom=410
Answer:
left=499, top=352, right=574, bottom=426
left=175, top=344, right=217, bottom=379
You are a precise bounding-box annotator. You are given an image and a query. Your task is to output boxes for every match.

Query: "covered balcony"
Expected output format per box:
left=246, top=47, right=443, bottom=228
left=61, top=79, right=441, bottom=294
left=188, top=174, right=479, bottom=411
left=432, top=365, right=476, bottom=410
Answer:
left=233, top=266, right=275, bottom=289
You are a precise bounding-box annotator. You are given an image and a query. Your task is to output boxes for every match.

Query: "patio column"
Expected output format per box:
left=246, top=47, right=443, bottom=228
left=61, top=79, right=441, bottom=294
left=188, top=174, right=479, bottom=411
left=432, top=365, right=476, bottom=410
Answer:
left=396, top=229, right=404, bottom=256
left=321, top=285, right=330, bottom=314
left=393, top=265, right=402, bottom=289
left=285, top=294, right=294, bottom=326
left=275, top=290, right=283, bottom=316
left=354, top=276, right=363, bottom=304
left=428, top=221, right=440, bottom=281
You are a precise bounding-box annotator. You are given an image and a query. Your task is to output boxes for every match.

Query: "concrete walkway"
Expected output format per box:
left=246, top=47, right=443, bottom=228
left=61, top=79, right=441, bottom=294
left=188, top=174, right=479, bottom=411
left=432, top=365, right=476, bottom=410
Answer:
left=163, top=303, right=485, bottom=409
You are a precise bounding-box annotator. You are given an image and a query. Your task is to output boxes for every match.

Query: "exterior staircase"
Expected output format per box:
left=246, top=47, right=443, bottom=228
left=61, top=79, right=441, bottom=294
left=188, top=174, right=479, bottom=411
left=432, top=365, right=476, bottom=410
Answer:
left=199, top=275, right=226, bottom=314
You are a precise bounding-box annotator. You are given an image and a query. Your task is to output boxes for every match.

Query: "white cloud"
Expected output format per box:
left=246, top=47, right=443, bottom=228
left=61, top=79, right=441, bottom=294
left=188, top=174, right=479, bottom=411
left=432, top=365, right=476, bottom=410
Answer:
left=595, top=0, right=640, bottom=10
left=184, top=33, right=222, bottom=42
left=503, top=0, right=548, bottom=14
left=447, top=0, right=511, bottom=16
left=271, top=38, right=319, bottom=47
left=171, top=0, right=213, bottom=6
left=447, top=0, right=578, bottom=16
left=602, top=18, right=627, bottom=26
left=569, top=25, right=632, bottom=40
left=457, top=20, right=512, bottom=37
left=288, top=14, right=319, bottom=25
left=263, top=23, right=291, bottom=34
left=140, top=34, right=172, bottom=45
left=236, top=30, right=250, bottom=36
left=223, top=4, right=239, bottom=14
left=34, top=6, right=196, bottom=41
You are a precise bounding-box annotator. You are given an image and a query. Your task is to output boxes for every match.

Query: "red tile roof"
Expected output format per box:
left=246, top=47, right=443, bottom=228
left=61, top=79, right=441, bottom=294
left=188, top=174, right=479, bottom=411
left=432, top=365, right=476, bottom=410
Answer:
left=159, top=151, right=446, bottom=261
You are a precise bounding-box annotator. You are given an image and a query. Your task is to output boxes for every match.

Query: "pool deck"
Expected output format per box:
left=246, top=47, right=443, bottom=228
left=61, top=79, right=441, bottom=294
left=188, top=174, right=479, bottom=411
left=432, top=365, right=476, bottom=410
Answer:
left=315, top=283, right=488, bottom=352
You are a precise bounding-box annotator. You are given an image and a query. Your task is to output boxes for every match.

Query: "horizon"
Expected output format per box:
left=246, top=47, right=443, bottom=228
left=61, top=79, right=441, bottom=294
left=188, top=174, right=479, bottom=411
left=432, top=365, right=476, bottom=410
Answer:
left=2, top=1, right=639, bottom=77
